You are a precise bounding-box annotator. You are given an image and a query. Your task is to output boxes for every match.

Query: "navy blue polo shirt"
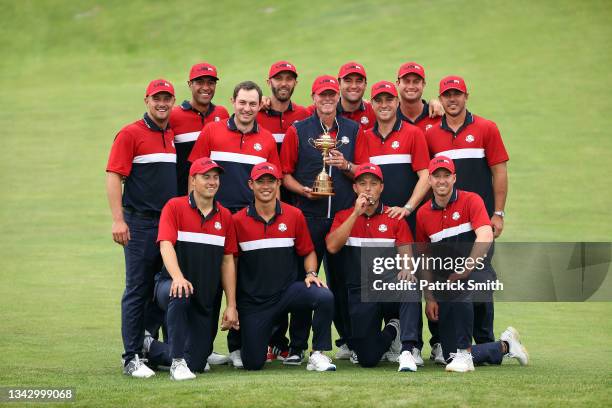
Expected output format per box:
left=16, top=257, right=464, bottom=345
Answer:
left=106, top=113, right=177, bottom=213
left=157, top=193, right=237, bottom=314
left=233, top=200, right=314, bottom=312
left=280, top=112, right=362, bottom=218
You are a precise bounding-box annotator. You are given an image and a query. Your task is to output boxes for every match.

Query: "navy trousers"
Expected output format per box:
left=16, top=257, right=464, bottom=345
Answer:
left=348, top=288, right=399, bottom=367
left=147, top=279, right=213, bottom=372
left=239, top=282, right=334, bottom=370
left=121, top=211, right=165, bottom=363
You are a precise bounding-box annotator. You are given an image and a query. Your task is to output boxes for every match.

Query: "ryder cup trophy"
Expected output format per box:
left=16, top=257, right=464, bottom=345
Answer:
left=307, top=131, right=343, bottom=196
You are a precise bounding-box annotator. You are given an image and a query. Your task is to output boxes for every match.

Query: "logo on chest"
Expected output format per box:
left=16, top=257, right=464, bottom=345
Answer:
left=214, top=221, right=222, bottom=230
left=341, top=136, right=350, bottom=145
left=253, top=143, right=263, bottom=151
left=425, top=124, right=433, bottom=131
left=278, top=223, right=288, bottom=232
left=214, top=116, right=220, bottom=122
left=378, top=224, right=388, bottom=232
left=360, top=116, right=369, bottom=125
left=465, top=134, right=475, bottom=143
left=391, top=141, right=400, bottom=150
left=452, top=211, right=461, bottom=221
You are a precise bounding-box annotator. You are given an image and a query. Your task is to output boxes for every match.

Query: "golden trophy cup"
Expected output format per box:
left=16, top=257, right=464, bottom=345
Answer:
left=307, top=132, right=343, bottom=196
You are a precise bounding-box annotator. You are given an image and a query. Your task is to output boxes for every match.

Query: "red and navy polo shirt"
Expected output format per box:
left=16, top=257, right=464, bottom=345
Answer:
left=328, top=202, right=414, bottom=288
left=170, top=101, right=229, bottom=195
left=233, top=200, right=314, bottom=311
left=188, top=115, right=281, bottom=211
left=425, top=111, right=509, bottom=216
left=306, top=100, right=376, bottom=129
left=354, top=118, right=429, bottom=208
left=397, top=101, right=441, bottom=133
left=256, top=101, right=310, bottom=152
left=157, top=193, right=237, bottom=314
left=106, top=113, right=177, bottom=213
left=416, top=188, right=490, bottom=244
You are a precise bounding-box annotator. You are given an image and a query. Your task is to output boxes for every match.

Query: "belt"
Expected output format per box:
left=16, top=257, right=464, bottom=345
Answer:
left=123, top=207, right=161, bottom=219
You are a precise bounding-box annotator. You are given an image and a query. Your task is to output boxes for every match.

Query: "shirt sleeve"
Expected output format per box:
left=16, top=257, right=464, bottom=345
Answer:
left=326, top=210, right=349, bottom=240
left=294, top=210, right=315, bottom=256
left=411, top=127, right=430, bottom=171
left=280, top=125, right=299, bottom=174
left=468, top=193, right=491, bottom=230
left=353, top=128, right=368, bottom=165
left=484, top=121, right=509, bottom=166
left=188, top=123, right=213, bottom=163
left=106, top=129, right=134, bottom=177
left=157, top=200, right=179, bottom=245
left=395, top=218, right=414, bottom=246
left=223, top=211, right=239, bottom=255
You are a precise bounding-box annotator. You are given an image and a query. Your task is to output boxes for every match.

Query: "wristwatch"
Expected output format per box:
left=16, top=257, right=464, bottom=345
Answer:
left=494, top=210, right=505, bottom=218
left=306, top=270, right=318, bottom=278
left=403, top=203, right=414, bottom=213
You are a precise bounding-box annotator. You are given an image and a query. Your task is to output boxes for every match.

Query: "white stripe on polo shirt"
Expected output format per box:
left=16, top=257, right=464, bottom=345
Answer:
left=434, top=148, right=485, bottom=160
left=132, top=153, right=177, bottom=164
left=370, top=154, right=412, bottom=165
left=174, top=131, right=200, bottom=144
left=239, top=237, right=295, bottom=251
left=272, top=133, right=285, bottom=143
left=345, top=237, right=396, bottom=247
left=210, top=151, right=267, bottom=165
left=177, top=231, right=226, bottom=246
left=429, top=222, right=473, bottom=243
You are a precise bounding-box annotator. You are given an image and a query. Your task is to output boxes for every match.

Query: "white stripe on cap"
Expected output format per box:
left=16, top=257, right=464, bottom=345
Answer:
left=429, top=222, right=473, bottom=243
left=132, top=153, right=177, bottom=164
left=174, top=131, right=200, bottom=144
left=345, top=237, right=396, bottom=247
left=434, top=149, right=485, bottom=160
left=369, top=154, right=412, bottom=165
left=210, top=151, right=267, bottom=165
left=177, top=231, right=226, bottom=246
left=239, top=237, right=295, bottom=251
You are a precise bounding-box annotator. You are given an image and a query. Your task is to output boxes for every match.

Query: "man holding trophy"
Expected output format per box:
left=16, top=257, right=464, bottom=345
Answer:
left=280, top=75, right=364, bottom=362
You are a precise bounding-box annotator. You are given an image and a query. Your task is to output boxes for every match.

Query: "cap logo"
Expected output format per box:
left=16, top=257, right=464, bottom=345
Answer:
left=348, top=65, right=362, bottom=70
left=277, top=63, right=292, bottom=69
left=321, top=78, right=336, bottom=84
left=452, top=211, right=460, bottom=221
left=201, top=159, right=216, bottom=166
left=154, top=81, right=169, bottom=87
left=378, top=224, right=388, bottom=232
left=199, top=66, right=214, bottom=72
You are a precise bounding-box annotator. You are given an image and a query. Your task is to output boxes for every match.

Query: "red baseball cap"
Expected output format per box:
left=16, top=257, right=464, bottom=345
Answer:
left=371, top=81, right=398, bottom=99
left=189, top=157, right=224, bottom=176
left=354, top=163, right=384, bottom=181
left=439, top=75, right=467, bottom=95
left=145, top=79, right=175, bottom=97
left=311, top=75, right=339, bottom=95
left=428, top=156, right=455, bottom=174
left=397, top=62, right=425, bottom=80
left=338, top=61, right=367, bottom=79
left=189, top=62, right=219, bottom=81
left=250, top=162, right=281, bottom=180
left=269, top=61, right=298, bottom=78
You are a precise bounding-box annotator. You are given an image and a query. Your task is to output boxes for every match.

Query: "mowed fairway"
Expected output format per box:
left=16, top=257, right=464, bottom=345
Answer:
left=0, top=0, right=611, bottom=407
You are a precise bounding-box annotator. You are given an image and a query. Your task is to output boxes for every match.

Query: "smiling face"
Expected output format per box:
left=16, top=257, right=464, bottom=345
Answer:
left=145, top=92, right=175, bottom=124
left=268, top=71, right=297, bottom=103
left=372, top=93, right=399, bottom=123
left=429, top=168, right=456, bottom=198
left=313, top=89, right=340, bottom=116
left=191, top=169, right=220, bottom=200
left=340, top=73, right=367, bottom=104
left=231, top=88, right=261, bottom=128
left=189, top=76, right=217, bottom=107
left=396, top=73, right=425, bottom=103
left=249, top=174, right=280, bottom=204
left=440, top=89, right=468, bottom=117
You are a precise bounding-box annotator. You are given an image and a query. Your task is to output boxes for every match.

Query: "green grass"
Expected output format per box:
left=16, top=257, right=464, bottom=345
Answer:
left=0, top=0, right=611, bottom=406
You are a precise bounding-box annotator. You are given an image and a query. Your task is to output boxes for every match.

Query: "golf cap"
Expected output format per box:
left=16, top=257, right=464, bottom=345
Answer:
left=338, top=61, right=367, bottom=79
left=146, top=79, right=175, bottom=97
left=439, top=75, right=467, bottom=95
left=189, top=62, right=219, bottom=81
left=354, top=163, right=384, bottom=181
left=371, top=81, right=398, bottom=99
left=312, top=75, right=339, bottom=95
left=189, top=157, right=224, bottom=176
left=397, top=62, right=425, bottom=79
left=269, top=61, right=298, bottom=78
left=428, top=156, right=456, bottom=174
left=251, top=162, right=281, bottom=180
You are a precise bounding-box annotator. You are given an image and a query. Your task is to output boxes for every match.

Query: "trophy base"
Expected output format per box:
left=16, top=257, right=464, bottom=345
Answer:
left=310, top=191, right=335, bottom=197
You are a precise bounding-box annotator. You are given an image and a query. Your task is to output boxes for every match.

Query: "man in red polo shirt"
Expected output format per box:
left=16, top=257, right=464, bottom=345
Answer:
left=425, top=76, right=509, bottom=350
left=106, top=79, right=177, bottom=378
left=395, top=62, right=443, bottom=132
left=233, top=162, right=336, bottom=372
left=170, top=62, right=229, bottom=196
left=144, top=158, right=239, bottom=380
left=326, top=163, right=420, bottom=371
left=416, top=156, right=527, bottom=372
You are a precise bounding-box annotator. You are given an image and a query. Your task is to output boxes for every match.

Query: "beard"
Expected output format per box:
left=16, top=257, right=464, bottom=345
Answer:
left=271, top=85, right=294, bottom=103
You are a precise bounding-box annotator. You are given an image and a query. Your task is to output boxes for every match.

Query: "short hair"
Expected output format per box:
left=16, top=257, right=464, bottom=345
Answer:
left=233, top=81, right=263, bottom=102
